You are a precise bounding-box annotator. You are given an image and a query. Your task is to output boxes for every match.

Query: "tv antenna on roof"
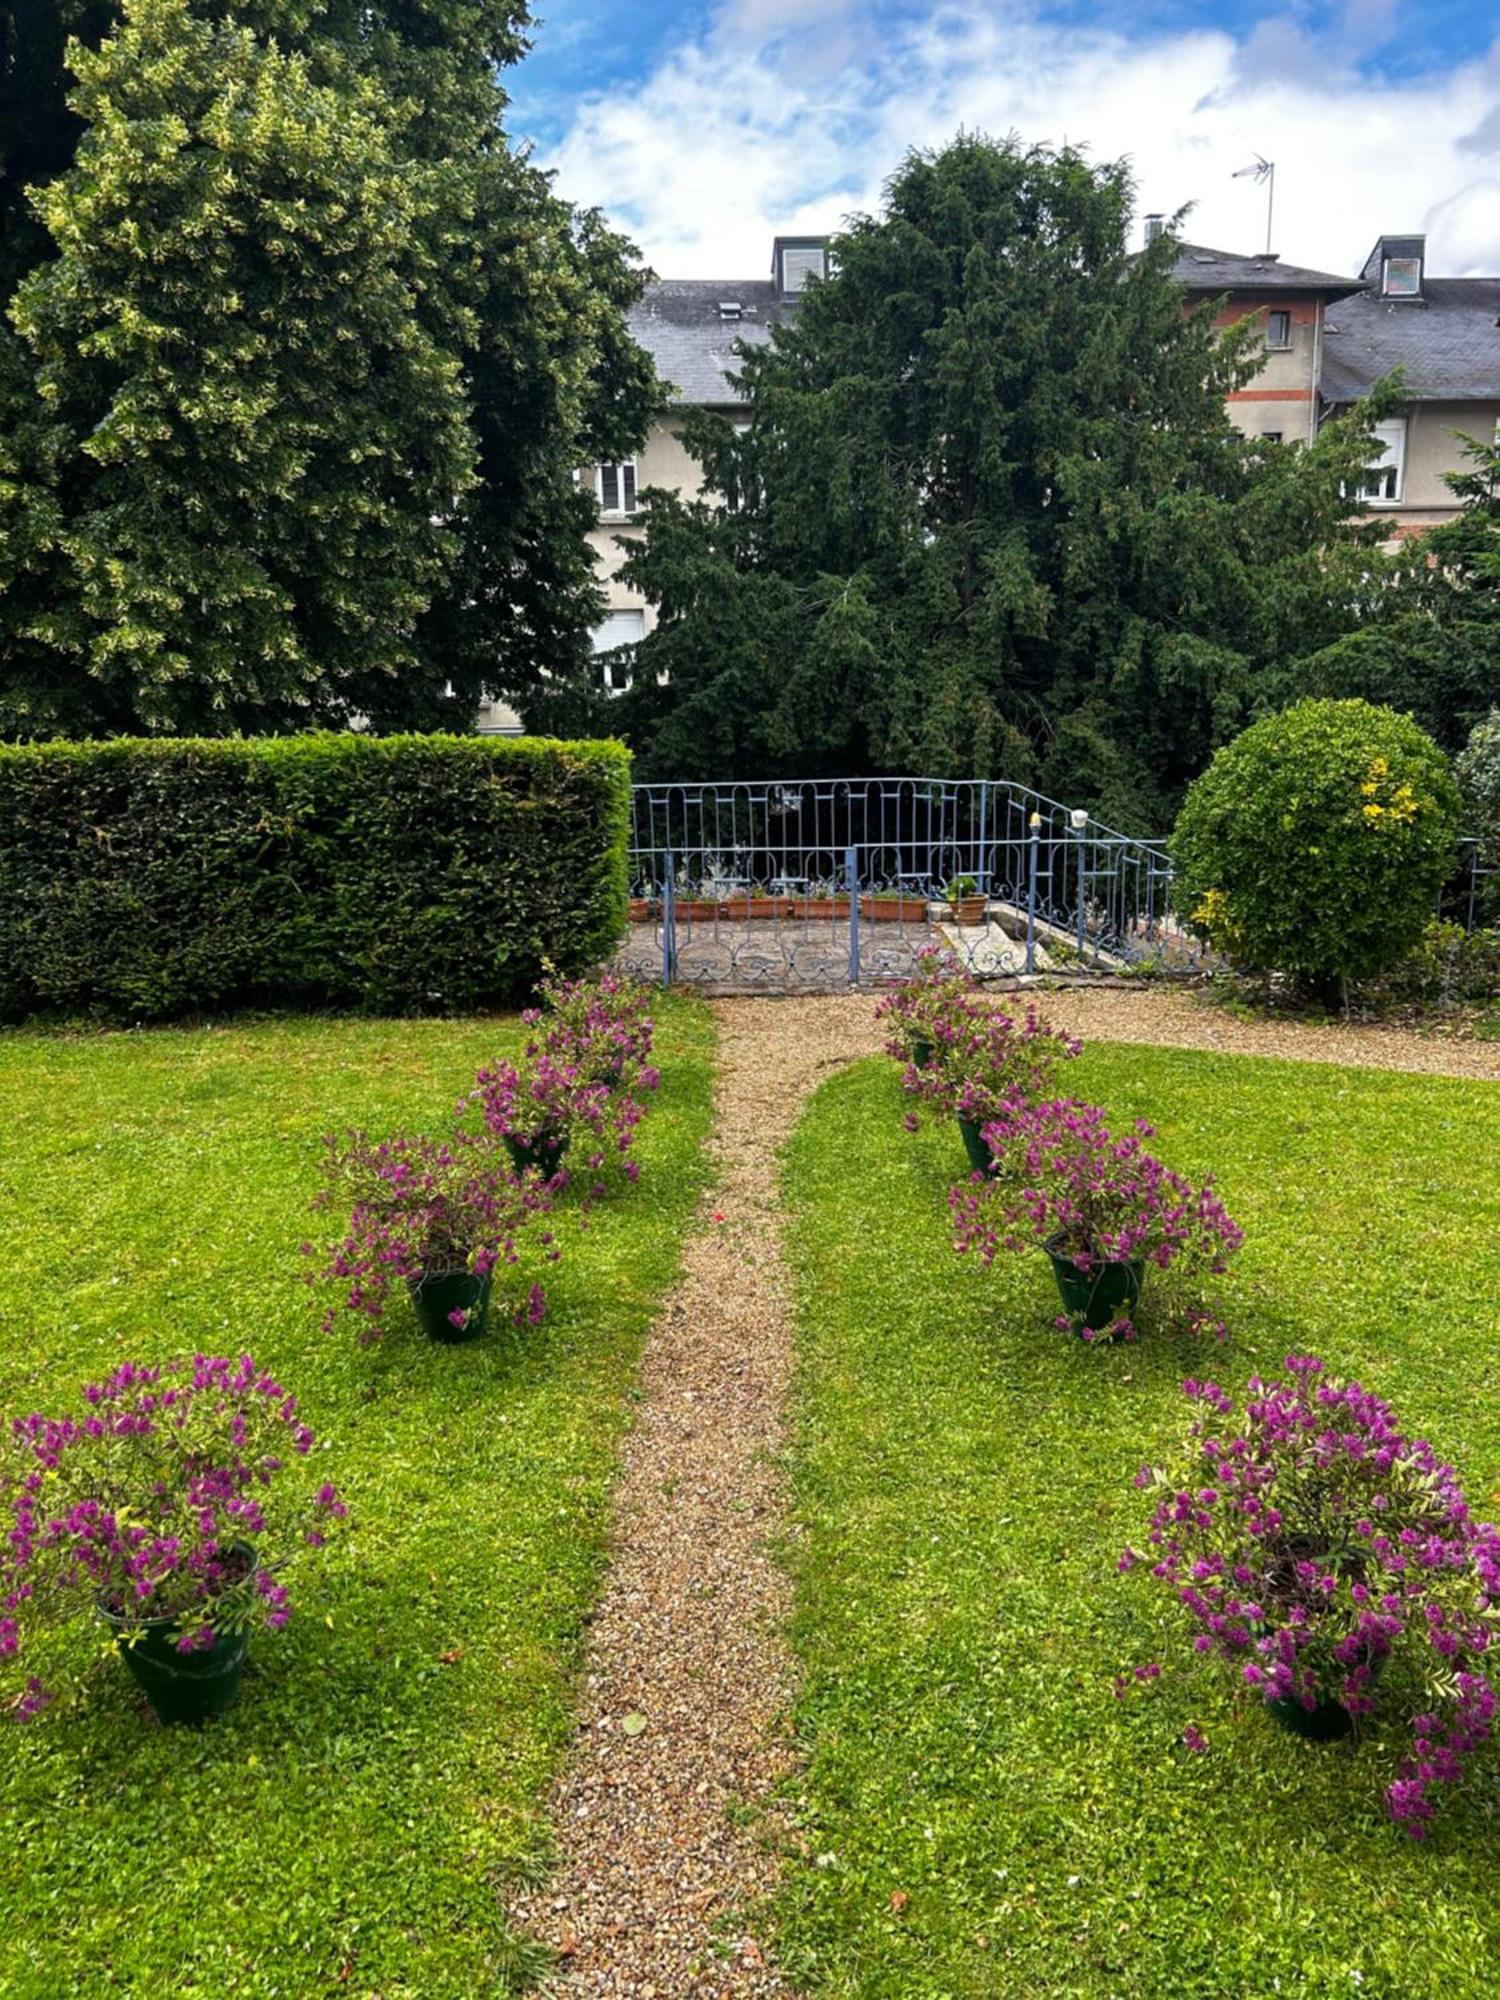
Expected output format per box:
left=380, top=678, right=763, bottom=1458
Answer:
left=1232, top=156, right=1275, bottom=256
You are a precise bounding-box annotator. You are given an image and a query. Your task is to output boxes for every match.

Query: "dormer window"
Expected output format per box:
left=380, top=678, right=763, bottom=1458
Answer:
left=594, top=460, right=637, bottom=519
left=772, top=236, right=829, bottom=298
left=718, top=300, right=743, bottom=321
left=1382, top=255, right=1422, bottom=298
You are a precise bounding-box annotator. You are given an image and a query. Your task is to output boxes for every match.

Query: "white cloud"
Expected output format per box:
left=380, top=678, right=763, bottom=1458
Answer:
left=538, top=0, right=1500, bottom=278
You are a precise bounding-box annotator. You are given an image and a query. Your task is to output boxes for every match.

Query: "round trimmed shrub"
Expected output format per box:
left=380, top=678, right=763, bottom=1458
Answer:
left=1171, top=700, right=1462, bottom=990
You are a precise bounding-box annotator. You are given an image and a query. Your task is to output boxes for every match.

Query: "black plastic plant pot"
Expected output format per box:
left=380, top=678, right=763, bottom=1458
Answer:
left=957, top=1115, right=997, bottom=1178
left=1264, top=1650, right=1383, bottom=1741
left=408, top=1267, right=493, bottom=1343
left=1046, top=1248, right=1145, bottom=1333
left=1265, top=1690, right=1355, bottom=1741
left=911, top=1038, right=935, bottom=1070
left=502, top=1128, right=570, bottom=1181
left=99, top=1585, right=252, bottom=1725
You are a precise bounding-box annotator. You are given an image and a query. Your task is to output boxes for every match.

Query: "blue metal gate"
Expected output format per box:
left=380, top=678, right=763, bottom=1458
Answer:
left=615, top=777, right=1203, bottom=991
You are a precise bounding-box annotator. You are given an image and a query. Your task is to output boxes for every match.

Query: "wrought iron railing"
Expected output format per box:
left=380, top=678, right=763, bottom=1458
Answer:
left=619, top=777, right=1201, bottom=989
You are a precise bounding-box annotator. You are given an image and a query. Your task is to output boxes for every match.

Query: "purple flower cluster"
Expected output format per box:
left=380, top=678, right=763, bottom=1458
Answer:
left=881, top=961, right=1082, bottom=1125
left=949, top=1098, right=1244, bottom=1277
left=1125, top=1357, right=1500, bottom=1834
left=312, top=975, right=661, bottom=1339
left=473, top=973, right=660, bottom=1194
left=311, top=1126, right=559, bottom=1341
left=874, top=945, right=973, bottom=1069
left=523, top=970, right=658, bottom=1087
left=2, top=1356, right=344, bottom=1717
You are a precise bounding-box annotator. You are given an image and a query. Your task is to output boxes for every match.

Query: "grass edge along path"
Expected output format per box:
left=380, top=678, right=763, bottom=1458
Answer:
left=773, top=1041, right=1500, bottom=2000
left=0, top=1000, right=714, bottom=2000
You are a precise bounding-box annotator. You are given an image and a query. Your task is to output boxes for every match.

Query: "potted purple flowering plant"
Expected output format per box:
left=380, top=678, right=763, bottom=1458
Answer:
left=949, top=1099, right=1242, bottom=1337
left=874, top=945, right=972, bottom=1072
left=473, top=1046, right=651, bottom=1195
left=523, top=971, right=659, bottom=1090
left=1124, top=1357, right=1500, bottom=1834
left=942, top=1005, right=1083, bottom=1175
left=1, top=1355, right=345, bottom=1726
left=311, top=1126, right=557, bottom=1342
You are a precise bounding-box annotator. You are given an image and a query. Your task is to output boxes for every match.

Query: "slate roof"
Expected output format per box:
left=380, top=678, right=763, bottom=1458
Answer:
left=1169, top=241, right=1361, bottom=298
left=629, top=279, right=793, bottom=407
left=1320, top=279, right=1500, bottom=404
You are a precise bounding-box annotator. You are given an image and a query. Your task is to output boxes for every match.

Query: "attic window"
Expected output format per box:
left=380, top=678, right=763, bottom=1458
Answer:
left=779, top=244, right=826, bottom=293
left=718, top=300, right=743, bottom=321
left=1382, top=255, right=1422, bottom=298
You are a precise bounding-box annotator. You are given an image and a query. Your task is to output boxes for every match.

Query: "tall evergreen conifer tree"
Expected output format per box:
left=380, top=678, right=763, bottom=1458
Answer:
left=1289, top=433, right=1500, bottom=751
left=616, top=136, right=1383, bottom=826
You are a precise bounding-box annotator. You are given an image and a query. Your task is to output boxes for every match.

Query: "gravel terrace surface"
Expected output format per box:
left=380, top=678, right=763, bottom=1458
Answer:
left=1038, top=981, right=1500, bottom=1080
left=515, top=997, right=884, bottom=1998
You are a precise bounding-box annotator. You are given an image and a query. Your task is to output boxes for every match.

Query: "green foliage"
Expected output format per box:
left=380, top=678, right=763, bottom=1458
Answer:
left=0, top=0, right=660, bottom=735
left=1170, top=699, right=1461, bottom=988
left=0, top=1002, right=715, bottom=1996
left=1364, top=920, right=1500, bottom=1009
left=616, top=135, right=1387, bottom=825
left=776, top=1048, right=1500, bottom=1997
left=0, top=733, right=631, bottom=1020
left=1289, top=435, right=1500, bottom=752
left=1457, top=707, right=1500, bottom=869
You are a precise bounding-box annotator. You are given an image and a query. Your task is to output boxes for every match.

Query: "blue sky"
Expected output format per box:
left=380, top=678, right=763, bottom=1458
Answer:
left=514, top=1, right=1495, bottom=124
left=505, top=0, right=1500, bottom=277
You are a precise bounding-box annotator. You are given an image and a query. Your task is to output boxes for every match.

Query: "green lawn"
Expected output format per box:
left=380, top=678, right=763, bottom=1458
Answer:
left=777, top=1043, right=1500, bottom=1999
left=0, top=1000, right=714, bottom=2000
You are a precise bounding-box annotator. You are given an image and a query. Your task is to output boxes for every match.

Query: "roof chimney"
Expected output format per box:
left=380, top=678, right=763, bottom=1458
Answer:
left=1143, top=213, right=1164, bottom=246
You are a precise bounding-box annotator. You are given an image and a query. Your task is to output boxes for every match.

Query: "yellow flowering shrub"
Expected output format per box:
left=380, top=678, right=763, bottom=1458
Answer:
left=1170, top=700, right=1462, bottom=988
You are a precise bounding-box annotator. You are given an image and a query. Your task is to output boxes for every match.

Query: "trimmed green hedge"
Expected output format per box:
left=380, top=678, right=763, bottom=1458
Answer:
left=0, top=735, right=631, bottom=1020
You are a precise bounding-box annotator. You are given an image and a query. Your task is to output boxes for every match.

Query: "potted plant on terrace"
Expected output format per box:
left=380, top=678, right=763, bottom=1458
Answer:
left=312, top=1126, right=557, bottom=1342
left=858, top=888, right=930, bottom=924
left=945, top=875, right=988, bottom=926
left=950, top=1099, right=1242, bottom=1336
left=1, top=1355, right=346, bottom=1725
left=791, top=881, right=852, bottom=920
left=1123, top=1357, right=1500, bottom=1833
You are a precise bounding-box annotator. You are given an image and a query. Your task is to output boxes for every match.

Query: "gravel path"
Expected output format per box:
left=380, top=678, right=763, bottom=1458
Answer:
left=515, top=997, right=884, bottom=1997
left=515, top=980, right=1493, bottom=1993
left=1037, top=982, right=1500, bottom=1080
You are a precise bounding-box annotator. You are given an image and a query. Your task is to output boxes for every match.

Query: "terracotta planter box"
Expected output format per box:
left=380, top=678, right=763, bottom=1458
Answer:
left=791, top=897, right=852, bottom=920
left=676, top=900, right=724, bottom=922
left=859, top=895, right=929, bottom=924
left=719, top=897, right=793, bottom=921
left=948, top=894, right=988, bottom=926
left=627, top=898, right=657, bottom=923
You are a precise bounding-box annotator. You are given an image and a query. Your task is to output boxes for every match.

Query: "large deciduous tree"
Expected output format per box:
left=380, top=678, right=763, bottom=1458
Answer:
left=0, top=0, right=659, bottom=736
left=613, top=136, right=1383, bottom=827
